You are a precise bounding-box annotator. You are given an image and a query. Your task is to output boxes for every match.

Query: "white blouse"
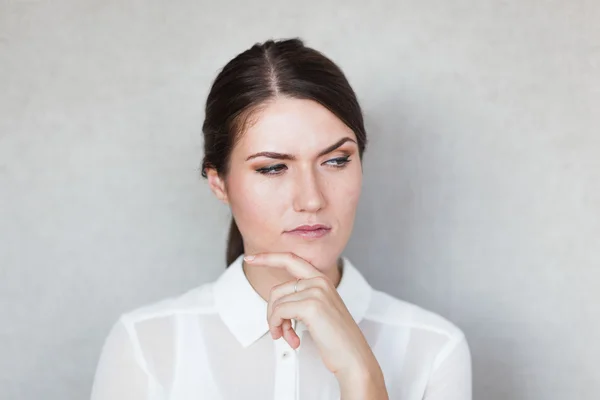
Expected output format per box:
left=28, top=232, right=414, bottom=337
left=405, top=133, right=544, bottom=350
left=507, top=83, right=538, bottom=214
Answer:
left=90, top=254, right=472, bottom=400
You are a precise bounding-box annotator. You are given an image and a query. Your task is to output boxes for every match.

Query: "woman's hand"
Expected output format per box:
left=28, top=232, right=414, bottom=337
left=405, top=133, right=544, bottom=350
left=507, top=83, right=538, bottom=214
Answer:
left=244, top=252, right=388, bottom=399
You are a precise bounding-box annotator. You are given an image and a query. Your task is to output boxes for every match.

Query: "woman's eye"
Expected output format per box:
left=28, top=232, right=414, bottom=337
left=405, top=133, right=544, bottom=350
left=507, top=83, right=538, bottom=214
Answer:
left=256, top=164, right=287, bottom=175
left=255, top=156, right=351, bottom=176
left=325, top=155, right=351, bottom=168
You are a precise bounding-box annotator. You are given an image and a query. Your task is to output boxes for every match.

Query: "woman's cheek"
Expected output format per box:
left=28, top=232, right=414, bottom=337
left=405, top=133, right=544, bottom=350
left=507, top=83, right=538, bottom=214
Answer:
left=334, top=168, right=362, bottom=203
left=334, top=173, right=362, bottom=228
left=231, top=179, right=283, bottom=240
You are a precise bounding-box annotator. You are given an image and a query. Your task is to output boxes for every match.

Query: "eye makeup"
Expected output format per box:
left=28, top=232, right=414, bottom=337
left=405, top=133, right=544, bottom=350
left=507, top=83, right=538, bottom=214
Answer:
left=255, top=154, right=352, bottom=176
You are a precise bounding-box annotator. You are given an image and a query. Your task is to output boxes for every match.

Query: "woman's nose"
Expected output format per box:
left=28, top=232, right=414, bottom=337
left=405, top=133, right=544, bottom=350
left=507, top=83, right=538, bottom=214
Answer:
left=292, top=168, right=326, bottom=213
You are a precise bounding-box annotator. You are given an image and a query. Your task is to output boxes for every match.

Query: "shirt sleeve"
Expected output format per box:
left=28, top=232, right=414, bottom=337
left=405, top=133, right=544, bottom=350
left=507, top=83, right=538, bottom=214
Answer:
left=422, top=333, right=472, bottom=400
left=90, top=316, right=156, bottom=400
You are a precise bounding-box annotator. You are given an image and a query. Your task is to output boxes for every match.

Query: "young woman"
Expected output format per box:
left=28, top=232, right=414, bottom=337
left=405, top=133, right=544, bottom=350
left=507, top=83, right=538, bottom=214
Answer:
left=91, top=37, right=472, bottom=400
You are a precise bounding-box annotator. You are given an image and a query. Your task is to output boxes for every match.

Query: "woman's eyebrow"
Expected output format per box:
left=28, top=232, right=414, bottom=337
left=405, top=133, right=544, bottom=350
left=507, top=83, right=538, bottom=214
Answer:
left=245, top=137, right=357, bottom=161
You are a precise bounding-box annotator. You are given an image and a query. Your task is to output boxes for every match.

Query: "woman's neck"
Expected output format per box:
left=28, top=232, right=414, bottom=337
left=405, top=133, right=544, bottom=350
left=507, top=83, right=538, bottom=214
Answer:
left=241, top=257, right=343, bottom=302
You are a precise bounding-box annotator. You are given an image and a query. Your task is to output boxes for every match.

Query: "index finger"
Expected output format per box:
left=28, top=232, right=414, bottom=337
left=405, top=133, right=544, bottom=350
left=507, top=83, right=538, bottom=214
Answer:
left=243, top=252, right=323, bottom=279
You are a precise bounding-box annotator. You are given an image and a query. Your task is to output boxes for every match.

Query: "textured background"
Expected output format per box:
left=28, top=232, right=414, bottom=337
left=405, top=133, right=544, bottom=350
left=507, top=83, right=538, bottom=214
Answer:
left=1, top=1, right=598, bottom=399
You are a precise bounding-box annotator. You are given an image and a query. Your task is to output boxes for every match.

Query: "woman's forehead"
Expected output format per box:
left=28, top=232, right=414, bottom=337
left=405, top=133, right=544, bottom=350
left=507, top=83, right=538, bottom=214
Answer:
left=237, top=98, right=355, bottom=151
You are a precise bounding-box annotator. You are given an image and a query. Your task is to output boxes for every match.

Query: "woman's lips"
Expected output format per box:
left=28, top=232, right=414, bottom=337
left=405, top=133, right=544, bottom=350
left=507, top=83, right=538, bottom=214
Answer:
left=285, top=227, right=331, bottom=239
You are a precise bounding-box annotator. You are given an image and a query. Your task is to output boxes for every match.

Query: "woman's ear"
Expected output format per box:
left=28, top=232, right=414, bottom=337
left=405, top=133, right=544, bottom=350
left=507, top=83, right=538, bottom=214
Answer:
left=206, top=168, right=229, bottom=205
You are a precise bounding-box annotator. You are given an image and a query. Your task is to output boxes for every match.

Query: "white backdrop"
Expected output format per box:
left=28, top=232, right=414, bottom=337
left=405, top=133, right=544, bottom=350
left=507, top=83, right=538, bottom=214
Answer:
left=1, top=1, right=598, bottom=399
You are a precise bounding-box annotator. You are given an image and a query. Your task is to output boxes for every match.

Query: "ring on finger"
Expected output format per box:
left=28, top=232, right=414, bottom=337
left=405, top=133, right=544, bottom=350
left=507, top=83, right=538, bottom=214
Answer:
left=294, top=278, right=301, bottom=293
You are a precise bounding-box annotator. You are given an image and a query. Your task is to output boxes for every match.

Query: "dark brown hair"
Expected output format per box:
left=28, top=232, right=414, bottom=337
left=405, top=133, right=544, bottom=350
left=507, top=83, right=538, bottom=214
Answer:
left=200, top=37, right=368, bottom=267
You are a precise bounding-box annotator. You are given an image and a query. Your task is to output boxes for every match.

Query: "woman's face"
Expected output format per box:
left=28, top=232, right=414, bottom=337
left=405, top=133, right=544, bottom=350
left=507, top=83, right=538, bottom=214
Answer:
left=209, top=97, right=363, bottom=271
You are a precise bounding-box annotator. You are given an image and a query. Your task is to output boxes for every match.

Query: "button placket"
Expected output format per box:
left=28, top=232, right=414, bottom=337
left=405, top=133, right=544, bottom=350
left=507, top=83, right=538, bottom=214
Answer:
left=272, top=319, right=303, bottom=400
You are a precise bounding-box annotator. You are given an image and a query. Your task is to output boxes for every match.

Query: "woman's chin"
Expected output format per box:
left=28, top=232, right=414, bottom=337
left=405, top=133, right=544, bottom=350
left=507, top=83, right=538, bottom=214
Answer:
left=249, top=245, right=341, bottom=272
left=290, top=251, right=340, bottom=273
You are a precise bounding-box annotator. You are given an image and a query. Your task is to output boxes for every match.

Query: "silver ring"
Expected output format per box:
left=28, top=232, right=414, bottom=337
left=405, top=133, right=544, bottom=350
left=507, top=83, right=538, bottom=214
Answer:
left=294, top=278, right=300, bottom=293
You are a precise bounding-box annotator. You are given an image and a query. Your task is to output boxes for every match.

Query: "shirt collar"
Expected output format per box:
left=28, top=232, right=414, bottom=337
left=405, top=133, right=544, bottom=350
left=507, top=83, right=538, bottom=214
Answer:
left=212, top=253, right=373, bottom=348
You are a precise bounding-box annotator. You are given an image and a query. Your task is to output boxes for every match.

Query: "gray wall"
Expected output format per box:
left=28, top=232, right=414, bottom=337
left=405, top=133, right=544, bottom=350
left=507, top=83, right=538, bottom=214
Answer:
left=1, top=1, right=598, bottom=399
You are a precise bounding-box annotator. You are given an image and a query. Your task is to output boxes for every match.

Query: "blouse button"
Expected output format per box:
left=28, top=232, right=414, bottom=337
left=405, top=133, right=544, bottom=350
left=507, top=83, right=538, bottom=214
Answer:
left=282, top=351, right=289, bottom=359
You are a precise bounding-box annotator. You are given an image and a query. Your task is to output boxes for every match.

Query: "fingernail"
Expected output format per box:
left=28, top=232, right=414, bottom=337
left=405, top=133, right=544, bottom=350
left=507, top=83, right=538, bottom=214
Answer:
left=244, top=255, right=255, bottom=261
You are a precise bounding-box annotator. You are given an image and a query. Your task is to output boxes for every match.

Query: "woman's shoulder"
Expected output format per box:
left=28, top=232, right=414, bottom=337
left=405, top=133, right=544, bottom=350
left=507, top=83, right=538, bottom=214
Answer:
left=117, top=282, right=216, bottom=327
left=366, top=288, right=466, bottom=342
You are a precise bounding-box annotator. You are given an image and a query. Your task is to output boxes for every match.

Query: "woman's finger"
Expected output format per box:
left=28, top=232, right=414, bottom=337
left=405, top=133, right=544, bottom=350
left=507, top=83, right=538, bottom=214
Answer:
left=266, top=274, right=303, bottom=341
left=267, top=278, right=306, bottom=323
left=280, top=319, right=300, bottom=349
left=267, top=277, right=331, bottom=320
left=267, top=278, right=328, bottom=340
left=244, top=252, right=323, bottom=280
left=269, top=286, right=313, bottom=343
left=271, top=287, right=324, bottom=311
left=269, top=289, right=320, bottom=348
left=246, top=252, right=333, bottom=349
left=269, top=300, right=303, bottom=348
left=269, top=298, right=323, bottom=346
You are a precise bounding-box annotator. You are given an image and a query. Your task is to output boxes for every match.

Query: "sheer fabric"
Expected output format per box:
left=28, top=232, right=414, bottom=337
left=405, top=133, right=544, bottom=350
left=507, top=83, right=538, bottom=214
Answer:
left=91, top=254, right=471, bottom=400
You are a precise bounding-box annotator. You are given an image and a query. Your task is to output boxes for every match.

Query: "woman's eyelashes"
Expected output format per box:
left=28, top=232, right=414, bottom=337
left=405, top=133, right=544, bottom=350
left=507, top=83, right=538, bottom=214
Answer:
left=255, top=155, right=352, bottom=176
left=325, top=155, right=352, bottom=167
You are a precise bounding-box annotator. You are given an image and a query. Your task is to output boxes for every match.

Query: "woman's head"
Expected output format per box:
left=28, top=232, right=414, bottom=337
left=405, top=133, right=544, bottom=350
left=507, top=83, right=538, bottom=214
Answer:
left=201, top=38, right=367, bottom=270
